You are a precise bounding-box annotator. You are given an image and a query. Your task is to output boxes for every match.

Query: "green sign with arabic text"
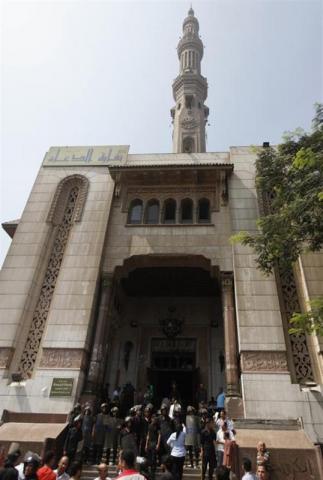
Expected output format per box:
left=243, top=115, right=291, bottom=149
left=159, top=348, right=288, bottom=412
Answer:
left=50, top=378, right=74, bottom=397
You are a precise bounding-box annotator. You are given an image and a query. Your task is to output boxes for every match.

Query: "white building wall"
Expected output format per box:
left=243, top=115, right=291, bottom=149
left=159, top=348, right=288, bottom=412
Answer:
left=0, top=164, right=114, bottom=413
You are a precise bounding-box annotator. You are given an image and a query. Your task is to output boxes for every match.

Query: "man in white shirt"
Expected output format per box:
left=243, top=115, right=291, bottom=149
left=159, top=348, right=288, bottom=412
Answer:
left=54, top=456, right=70, bottom=480
left=215, top=422, right=234, bottom=467
left=241, top=458, right=258, bottom=480
left=214, top=410, right=235, bottom=433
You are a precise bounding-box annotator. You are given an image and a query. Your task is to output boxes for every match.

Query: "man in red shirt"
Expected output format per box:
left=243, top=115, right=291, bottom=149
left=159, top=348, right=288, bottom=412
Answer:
left=37, top=451, right=56, bottom=480
left=116, top=450, right=145, bottom=480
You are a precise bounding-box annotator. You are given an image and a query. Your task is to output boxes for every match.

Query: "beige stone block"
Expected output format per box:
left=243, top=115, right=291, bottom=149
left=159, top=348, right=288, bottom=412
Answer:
left=231, top=219, right=257, bottom=231
left=3, top=255, right=40, bottom=269
left=54, top=280, right=93, bottom=296
left=232, top=243, right=256, bottom=255
left=20, top=211, right=48, bottom=222
left=87, top=182, right=110, bottom=192
left=229, top=189, right=256, bottom=199
left=51, top=293, right=94, bottom=310
left=62, top=255, right=100, bottom=268
left=81, top=210, right=108, bottom=222
left=16, top=222, right=49, bottom=234
left=0, top=267, right=35, bottom=282
left=230, top=170, right=254, bottom=181
left=237, top=295, right=280, bottom=311
left=43, top=324, right=88, bottom=344
left=0, top=324, right=20, bottom=341
left=47, top=308, right=90, bottom=325
left=33, top=173, right=62, bottom=184
left=0, top=280, right=32, bottom=295
left=68, top=231, right=101, bottom=244
left=23, top=201, right=50, bottom=213
left=65, top=243, right=94, bottom=256
left=235, top=280, right=278, bottom=296
left=83, top=200, right=108, bottom=211
left=230, top=208, right=258, bottom=220
left=233, top=255, right=258, bottom=268
left=12, top=232, right=45, bottom=244
left=307, top=281, right=323, bottom=296
left=230, top=179, right=255, bottom=189
left=0, top=294, right=28, bottom=310
left=238, top=309, right=283, bottom=327
left=77, top=221, right=107, bottom=233
left=231, top=198, right=258, bottom=210
left=301, top=267, right=323, bottom=281
left=239, top=325, right=285, bottom=346
left=219, top=258, right=233, bottom=270
left=87, top=190, right=111, bottom=202
left=28, top=192, right=53, bottom=202
left=58, top=267, right=99, bottom=281
left=8, top=244, right=43, bottom=257
left=242, top=375, right=304, bottom=403
left=301, top=252, right=323, bottom=267
left=234, top=267, right=269, bottom=282
left=0, top=306, right=23, bottom=321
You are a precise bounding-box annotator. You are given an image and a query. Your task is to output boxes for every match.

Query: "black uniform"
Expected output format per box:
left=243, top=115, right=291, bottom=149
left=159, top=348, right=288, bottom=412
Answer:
left=200, top=428, right=217, bottom=480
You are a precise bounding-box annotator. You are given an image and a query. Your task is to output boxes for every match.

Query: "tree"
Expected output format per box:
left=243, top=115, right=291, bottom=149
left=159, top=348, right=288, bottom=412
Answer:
left=232, top=103, right=323, bottom=335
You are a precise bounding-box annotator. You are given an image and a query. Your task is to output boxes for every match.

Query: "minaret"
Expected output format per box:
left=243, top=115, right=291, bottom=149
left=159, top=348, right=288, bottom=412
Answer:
left=171, top=7, right=209, bottom=153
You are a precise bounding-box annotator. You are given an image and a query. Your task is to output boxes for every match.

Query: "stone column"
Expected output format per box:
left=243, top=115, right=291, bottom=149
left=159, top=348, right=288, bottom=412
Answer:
left=84, top=273, right=113, bottom=394
left=221, top=273, right=240, bottom=396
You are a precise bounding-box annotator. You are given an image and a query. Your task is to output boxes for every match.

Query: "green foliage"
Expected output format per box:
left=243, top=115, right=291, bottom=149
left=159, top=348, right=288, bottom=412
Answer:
left=289, top=298, right=323, bottom=336
left=232, top=104, right=323, bottom=335
left=235, top=104, right=323, bottom=274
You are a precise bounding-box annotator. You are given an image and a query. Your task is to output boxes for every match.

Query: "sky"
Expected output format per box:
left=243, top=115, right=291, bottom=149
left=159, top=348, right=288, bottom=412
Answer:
left=1, top=0, right=322, bottom=267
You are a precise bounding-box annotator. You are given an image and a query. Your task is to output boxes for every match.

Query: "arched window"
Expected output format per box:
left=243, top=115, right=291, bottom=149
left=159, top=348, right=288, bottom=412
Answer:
left=198, top=198, right=210, bottom=223
left=145, top=199, right=160, bottom=224
left=163, top=199, right=176, bottom=224
left=183, top=136, right=195, bottom=153
left=128, top=199, right=143, bottom=224
left=180, top=198, right=193, bottom=224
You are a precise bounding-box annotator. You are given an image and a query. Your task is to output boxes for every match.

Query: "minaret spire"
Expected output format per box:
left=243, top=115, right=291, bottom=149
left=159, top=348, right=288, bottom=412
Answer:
left=171, top=8, right=209, bottom=153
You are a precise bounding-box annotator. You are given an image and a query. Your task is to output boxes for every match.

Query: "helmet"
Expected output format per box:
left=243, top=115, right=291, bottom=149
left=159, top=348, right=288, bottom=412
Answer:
left=146, top=403, right=153, bottom=410
left=101, top=403, right=108, bottom=409
left=24, top=454, right=40, bottom=469
left=73, top=414, right=82, bottom=423
left=187, top=406, right=195, bottom=414
left=111, top=407, right=119, bottom=413
left=174, top=404, right=181, bottom=412
left=125, top=416, right=132, bottom=423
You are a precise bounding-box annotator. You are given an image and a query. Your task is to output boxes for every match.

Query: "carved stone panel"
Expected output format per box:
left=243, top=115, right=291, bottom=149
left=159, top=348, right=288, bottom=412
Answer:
left=40, top=348, right=86, bottom=370
left=241, top=351, right=288, bottom=373
left=0, top=348, right=14, bottom=369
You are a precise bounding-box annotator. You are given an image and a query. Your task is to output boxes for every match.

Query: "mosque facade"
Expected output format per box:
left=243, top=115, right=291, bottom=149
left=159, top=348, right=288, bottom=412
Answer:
left=1, top=8, right=323, bottom=476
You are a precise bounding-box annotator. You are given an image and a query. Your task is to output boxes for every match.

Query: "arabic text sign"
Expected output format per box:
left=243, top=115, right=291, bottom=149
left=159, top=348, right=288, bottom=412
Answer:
left=43, top=145, right=129, bottom=166
left=50, top=377, right=74, bottom=397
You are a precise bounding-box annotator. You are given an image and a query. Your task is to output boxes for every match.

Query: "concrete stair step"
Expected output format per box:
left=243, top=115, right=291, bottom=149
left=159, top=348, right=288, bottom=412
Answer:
left=81, top=465, right=202, bottom=480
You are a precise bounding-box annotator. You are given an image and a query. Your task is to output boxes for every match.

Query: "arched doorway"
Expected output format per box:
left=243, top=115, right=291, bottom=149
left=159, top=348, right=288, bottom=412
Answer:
left=102, top=255, right=225, bottom=407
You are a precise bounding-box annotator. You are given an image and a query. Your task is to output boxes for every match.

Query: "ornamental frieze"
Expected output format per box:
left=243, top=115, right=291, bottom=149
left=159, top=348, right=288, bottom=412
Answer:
left=0, top=348, right=14, bottom=369
left=40, top=348, right=86, bottom=370
left=241, top=351, right=288, bottom=373
left=181, top=117, right=198, bottom=130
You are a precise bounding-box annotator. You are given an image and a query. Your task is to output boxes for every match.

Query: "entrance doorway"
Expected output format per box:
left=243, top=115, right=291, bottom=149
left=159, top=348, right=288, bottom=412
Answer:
left=148, top=368, right=199, bottom=408
left=148, top=338, right=198, bottom=407
left=103, top=256, right=225, bottom=403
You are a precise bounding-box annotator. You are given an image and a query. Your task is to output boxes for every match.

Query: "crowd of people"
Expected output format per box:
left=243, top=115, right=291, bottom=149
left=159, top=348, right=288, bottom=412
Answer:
left=0, top=383, right=271, bottom=480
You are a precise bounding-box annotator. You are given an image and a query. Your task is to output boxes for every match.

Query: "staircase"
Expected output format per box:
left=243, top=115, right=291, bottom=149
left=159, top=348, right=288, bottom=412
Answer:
left=81, top=464, right=202, bottom=480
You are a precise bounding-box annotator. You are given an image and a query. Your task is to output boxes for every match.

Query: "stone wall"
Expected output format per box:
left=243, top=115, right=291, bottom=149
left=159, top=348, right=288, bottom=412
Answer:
left=230, top=147, right=323, bottom=444
left=0, top=164, right=114, bottom=413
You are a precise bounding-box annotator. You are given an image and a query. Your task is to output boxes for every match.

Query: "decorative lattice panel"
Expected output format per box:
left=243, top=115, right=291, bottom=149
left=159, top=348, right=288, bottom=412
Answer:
left=278, top=267, right=314, bottom=382
left=18, top=186, right=80, bottom=377
left=258, top=186, right=314, bottom=383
